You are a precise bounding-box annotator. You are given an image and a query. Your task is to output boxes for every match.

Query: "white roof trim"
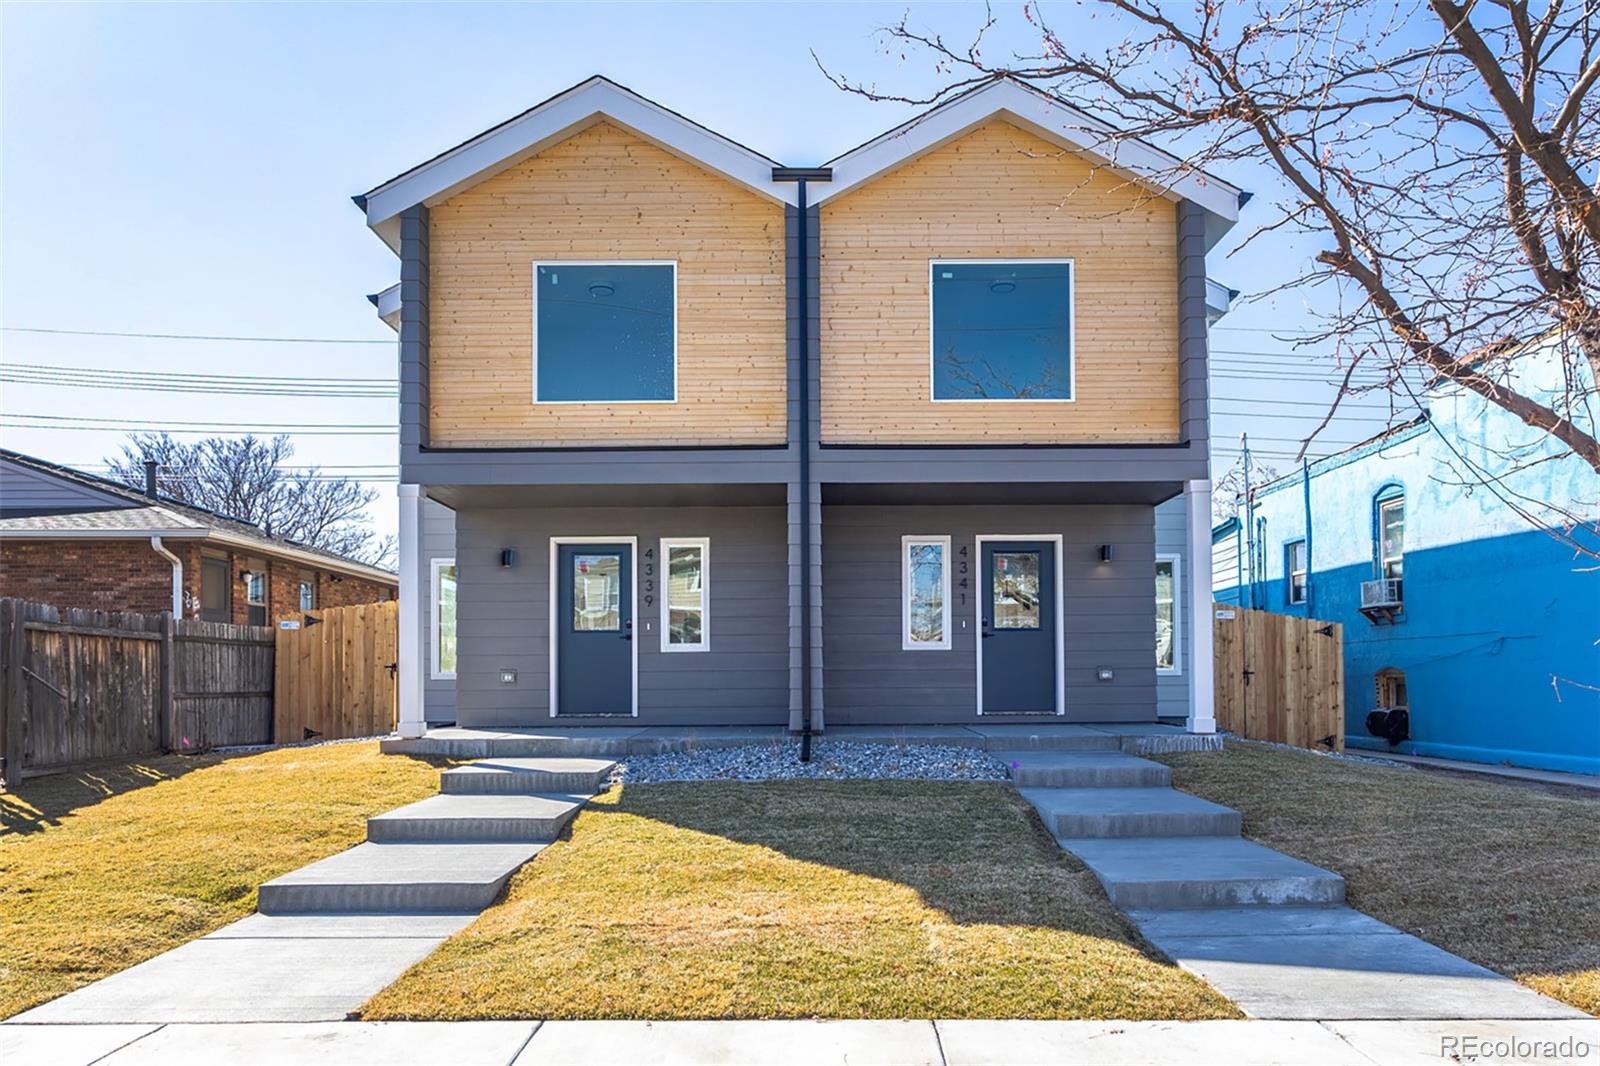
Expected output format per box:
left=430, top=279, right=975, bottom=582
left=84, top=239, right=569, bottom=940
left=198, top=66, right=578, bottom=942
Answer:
left=1205, top=279, right=1235, bottom=323
left=373, top=283, right=401, bottom=333
left=814, top=80, right=1241, bottom=244
left=362, top=76, right=794, bottom=247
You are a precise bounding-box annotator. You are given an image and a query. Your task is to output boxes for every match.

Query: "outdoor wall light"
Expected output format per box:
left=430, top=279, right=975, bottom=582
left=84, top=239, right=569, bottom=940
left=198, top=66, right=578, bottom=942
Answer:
left=500, top=549, right=517, bottom=569
left=500, top=669, right=517, bottom=686
left=1097, top=667, right=1115, bottom=682
left=1099, top=544, right=1115, bottom=562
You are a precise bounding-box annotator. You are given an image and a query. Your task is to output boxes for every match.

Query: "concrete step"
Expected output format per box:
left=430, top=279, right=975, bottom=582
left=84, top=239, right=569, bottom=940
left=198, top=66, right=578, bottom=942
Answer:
left=257, top=842, right=545, bottom=915
left=966, top=724, right=1122, bottom=752
left=1060, top=836, right=1346, bottom=909
left=384, top=729, right=641, bottom=759
left=366, top=793, right=587, bottom=843
left=1002, top=751, right=1172, bottom=789
left=440, top=757, right=615, bottom=795
left=1021, top=787, right=1241, bottom=838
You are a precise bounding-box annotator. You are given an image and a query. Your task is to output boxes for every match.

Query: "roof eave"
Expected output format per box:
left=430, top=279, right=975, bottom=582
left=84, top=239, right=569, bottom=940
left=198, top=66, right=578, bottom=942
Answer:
left=0, top=526, right=399, bottom=584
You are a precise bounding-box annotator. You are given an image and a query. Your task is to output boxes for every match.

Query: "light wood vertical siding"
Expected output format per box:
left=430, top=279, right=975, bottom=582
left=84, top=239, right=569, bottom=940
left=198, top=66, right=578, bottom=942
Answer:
left=820, top=120, right=1181, bottom=444
left=428, top=122, right=788, bottom=447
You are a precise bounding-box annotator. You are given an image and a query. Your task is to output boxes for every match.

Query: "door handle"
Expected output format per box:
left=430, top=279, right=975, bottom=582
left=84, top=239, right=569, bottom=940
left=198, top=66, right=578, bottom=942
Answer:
left=623, top=619, right=632, bottom=641
left=982, top=618, right=993, bottom=638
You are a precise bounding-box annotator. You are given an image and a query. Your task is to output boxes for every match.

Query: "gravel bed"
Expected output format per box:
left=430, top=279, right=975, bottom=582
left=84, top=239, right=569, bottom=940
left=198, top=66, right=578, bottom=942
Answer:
left=616, top=739, right=1009, bottom=784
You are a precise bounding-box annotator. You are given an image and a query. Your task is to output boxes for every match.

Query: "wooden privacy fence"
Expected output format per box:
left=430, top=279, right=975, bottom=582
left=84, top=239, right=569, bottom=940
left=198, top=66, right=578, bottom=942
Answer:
left=0, top=598, right=274, bottom=783
left=1213, top=602, right=1345, bottom=751
left=274, top=600, right=398, bottom=743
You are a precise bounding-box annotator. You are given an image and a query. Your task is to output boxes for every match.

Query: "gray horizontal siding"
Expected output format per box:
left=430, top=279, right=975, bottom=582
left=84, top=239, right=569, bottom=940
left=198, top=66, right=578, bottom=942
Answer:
left=822, top=504, right=1159, bottom=725
left=453, top=504, right=789, bottom=728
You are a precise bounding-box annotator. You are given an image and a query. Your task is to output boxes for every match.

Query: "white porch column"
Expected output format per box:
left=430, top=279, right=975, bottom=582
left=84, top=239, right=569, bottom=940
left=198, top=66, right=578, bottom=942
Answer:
left=1184, top=479, right=1217, bottom=734
left=397, top=484, right=426, bottom=738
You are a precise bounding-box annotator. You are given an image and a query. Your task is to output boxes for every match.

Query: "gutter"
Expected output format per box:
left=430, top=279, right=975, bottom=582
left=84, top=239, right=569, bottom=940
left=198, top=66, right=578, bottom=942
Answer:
left=772, top=166, right=833, bottom=763
left=149, top=536, right=184, bottom=616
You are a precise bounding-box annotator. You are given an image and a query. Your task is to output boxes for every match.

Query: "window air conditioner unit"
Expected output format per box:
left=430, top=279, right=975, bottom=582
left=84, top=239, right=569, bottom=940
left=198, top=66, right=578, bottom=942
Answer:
left=1359, top=578, right=1402, bottom=623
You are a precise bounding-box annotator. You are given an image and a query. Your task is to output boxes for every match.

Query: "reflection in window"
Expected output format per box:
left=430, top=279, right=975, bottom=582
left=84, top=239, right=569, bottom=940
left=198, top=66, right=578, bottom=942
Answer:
left=992, top=551, right=1041, bottom=629
left=434, top=561, right=457, bottom=677
left=1286, top=540, right=1307, bottom=605
left=572, top=554, right=621, bottom=631
left=665, top=542, right=707, bottom=650
left=536, top=263, right=675, bottom=402
left=1378, top=496, right=1404, bottom=579
left=932, top=261, right=1073, bottom=400
left=903, top=538, right=950, bottom=649
left=298, top=575, right=316, bottom=613
left=1155, top=557, right=1178, bottom=672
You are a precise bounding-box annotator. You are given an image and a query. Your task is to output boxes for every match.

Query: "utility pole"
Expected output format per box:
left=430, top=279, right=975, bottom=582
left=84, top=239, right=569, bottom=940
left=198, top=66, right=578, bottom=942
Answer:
left=1240, top=433, right=1255, bottom=609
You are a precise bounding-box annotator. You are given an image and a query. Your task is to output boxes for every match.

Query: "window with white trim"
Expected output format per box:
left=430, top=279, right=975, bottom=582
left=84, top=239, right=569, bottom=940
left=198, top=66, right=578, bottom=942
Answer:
left=298, top=573, right=316, bottom=612
left=431, top=558, right=457, bottom=679
left=1155, top=554, right=1181, bottom=674
left=902, top=536, right=951, bottom=650
left=930, top=260, right=1074, bottom=400
left=1378, top=495, right=1405, bottom=579
left=533, top=262, right=676, bottom=402
left=660, top=538, right=709, bottom=651
left=1286, top=540, right=1307, bottom=605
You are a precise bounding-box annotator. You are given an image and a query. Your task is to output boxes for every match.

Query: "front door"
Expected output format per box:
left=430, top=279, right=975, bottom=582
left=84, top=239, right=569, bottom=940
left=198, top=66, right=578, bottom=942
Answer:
left=555, top=543, right=633, bottom=716
left=980, top=540, right=1058, bottom=714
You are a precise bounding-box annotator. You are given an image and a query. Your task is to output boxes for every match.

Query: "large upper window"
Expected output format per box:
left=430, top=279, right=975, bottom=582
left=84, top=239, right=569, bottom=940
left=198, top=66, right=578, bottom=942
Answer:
left=902, top=536, right=951, bottom=650
left=930, top=260, right=1074, bottom=401
left=660, top=538, right=709, bottom=652
left=533, top=262, right=676, bottom=403
left=432, top=558, right=457, bottom=679
left=1155, top=554, right=1181, bottom=674
left=1378, top=495, right=1405, bottom=579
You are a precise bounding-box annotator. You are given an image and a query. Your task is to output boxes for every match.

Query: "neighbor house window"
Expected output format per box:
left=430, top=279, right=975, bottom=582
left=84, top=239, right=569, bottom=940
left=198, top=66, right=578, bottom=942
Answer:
left=245, top=567, right=267, bottom=626
left=432, top=558, right=457, bottom=679
left=1286, top=540, right=1307, bottom=605
left=1378, top=494, right=1404, bottom=579
left=298, top=574, right=316, bottom=612
left=902, top=536, right=952, bottom=650
left=533, top=261, right=676, bottom=402
left=1155, top=554, right=1181, bottom=674
left=931, top=260, right=1073, bottom=400
left=660, top=538, right=709, bottom=652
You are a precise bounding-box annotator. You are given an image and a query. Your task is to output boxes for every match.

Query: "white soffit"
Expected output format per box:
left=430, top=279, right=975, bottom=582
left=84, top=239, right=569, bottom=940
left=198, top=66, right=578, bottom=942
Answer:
left=362, top=76, right=793, bottom=248
left=371, top=283, right=401, bottom=332
left=816, top=79, right=1242, bottom=246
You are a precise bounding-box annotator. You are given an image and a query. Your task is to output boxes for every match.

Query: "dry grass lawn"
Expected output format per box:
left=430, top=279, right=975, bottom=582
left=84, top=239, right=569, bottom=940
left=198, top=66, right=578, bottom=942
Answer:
left=1155, top=740, right=1600, bottom=1015
left=0, top=742, right=449, bottom=1020
left=361, top=780, right=1239, bottom=1021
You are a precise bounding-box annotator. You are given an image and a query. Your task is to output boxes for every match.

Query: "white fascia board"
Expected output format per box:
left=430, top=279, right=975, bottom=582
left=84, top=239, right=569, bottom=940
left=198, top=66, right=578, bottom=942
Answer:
left=815, top=80, right=1241, bottom=244
left=363, top=77, right=795, bottom=238
left=374, top=283, right=401, bottom=333
left=1205, top=279, right=1235, bottom=323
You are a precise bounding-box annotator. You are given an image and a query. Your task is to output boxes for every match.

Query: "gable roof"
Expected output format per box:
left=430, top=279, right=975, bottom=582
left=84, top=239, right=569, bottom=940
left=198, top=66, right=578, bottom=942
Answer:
left=815, top=79, right=1242, bottom=249
left=356, top=75, right=1244, bottom=252
left=356, top=76, right=791, bottom=250
left=0, top=448, right=397, bottom=583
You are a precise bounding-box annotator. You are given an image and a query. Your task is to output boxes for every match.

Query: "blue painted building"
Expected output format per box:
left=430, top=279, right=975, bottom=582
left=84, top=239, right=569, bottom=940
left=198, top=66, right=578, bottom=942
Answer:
left=1211, top=343, right=1599, bottom=775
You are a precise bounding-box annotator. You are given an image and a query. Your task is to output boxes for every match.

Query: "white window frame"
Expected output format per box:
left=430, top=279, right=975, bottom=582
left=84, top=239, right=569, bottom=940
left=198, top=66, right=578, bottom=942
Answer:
left=659, top=537, right=710, bottom=653
left=245, top=567, right=267, bottom=608
left=901, top=535, right=952, bottom=651
left=297, top=574, right=316, bottom=613
left=1378, top=496, right=1405, bottom=579
left=430, top=557, right=457, bottom=680
left=1156, top=552, right=1182, bottom=676
left=928, top=259, right=1077, bottom=404
left=1286, top=540, right=1308, bottom=606
left=531, top=260, right=679, bottom=405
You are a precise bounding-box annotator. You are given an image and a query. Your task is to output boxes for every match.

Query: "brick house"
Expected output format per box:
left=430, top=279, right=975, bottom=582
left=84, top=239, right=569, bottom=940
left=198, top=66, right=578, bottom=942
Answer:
left=0, top=448, right=397, bottom=622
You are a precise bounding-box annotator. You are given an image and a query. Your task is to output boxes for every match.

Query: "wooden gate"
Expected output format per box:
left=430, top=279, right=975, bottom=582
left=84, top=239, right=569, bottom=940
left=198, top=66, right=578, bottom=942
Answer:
left=273, top=601, right=398, bottom=742
left=1213, top=603, right=1345, bottom=751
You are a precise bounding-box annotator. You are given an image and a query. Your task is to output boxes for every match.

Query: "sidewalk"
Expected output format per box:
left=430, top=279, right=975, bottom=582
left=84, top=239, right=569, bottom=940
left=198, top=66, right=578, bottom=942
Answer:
left=4, top=1018, right=1597, bottom=1065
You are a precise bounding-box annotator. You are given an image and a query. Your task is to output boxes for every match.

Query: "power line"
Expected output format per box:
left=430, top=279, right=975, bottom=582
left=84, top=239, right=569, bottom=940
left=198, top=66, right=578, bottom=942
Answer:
left=4, top=326, right=390, bottom=344
left=6, top=413, right=393, bottom=429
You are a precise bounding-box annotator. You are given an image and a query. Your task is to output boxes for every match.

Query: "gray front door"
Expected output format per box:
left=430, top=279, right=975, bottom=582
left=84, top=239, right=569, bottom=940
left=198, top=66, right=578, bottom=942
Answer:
left=981, top=541, right=1057, bottom=714
left=555, top=543, right=632, bottom=716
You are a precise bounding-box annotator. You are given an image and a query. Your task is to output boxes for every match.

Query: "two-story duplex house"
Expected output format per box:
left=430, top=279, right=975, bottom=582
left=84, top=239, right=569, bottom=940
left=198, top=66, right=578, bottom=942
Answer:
left=356, top=76, right=1240, bottom=738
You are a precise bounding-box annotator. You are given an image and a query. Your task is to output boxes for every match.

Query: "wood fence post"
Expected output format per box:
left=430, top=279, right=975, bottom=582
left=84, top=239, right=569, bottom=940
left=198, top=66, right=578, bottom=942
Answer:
left=158, top=612, right=176, bottom=753
left=0, top=600, right=19, bottom=786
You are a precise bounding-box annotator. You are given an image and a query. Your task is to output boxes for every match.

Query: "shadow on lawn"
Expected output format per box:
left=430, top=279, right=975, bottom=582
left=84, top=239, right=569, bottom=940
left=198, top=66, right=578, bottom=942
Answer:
left=0, top=753, right=221, bottom=835
left=600, top=778, right=1148, bottom=944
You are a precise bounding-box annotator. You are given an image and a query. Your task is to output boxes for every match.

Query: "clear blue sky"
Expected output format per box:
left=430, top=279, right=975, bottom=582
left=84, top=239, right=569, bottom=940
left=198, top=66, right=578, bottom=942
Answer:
left=1, top=2, right=1398, bottom=542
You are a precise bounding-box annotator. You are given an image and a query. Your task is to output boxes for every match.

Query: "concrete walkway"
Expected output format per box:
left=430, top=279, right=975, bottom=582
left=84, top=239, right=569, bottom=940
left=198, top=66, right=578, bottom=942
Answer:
left=5, top=1018, right=1597, bottom=1065
left=11, top=757, right=614, bottom=1024
left=1009, top=747, right=1587, bottom=1021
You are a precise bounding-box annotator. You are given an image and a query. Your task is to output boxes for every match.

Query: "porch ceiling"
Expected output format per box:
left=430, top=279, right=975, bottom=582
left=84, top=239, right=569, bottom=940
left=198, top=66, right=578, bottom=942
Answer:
left=821, top=481, right=1184, bottom=507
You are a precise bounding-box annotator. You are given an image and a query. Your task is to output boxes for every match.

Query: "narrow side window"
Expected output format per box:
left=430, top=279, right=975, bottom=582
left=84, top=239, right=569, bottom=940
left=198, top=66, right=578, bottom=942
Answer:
left=902, top=536, right=952, bottom=650
left=660, top=538, right=709, bottom=652
left=1156, top=554, right=1182, bottom=674
left=432, top=558, right=457, bottom=679
left=1286, top=540, right=1307, bottom=605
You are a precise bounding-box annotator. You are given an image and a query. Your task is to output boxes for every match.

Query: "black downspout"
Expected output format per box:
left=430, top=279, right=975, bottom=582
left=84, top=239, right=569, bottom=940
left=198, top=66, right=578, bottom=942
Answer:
left=772, top=167, right=831, bottom=762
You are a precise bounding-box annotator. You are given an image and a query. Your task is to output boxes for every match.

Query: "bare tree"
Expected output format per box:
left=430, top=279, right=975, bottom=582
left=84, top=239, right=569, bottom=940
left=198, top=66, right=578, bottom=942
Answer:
left=818, top=0, right=1599, bottom=542
left=1213, top=452, right=1281, bottom=524
left=105, top=433, right=395, bottom=567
